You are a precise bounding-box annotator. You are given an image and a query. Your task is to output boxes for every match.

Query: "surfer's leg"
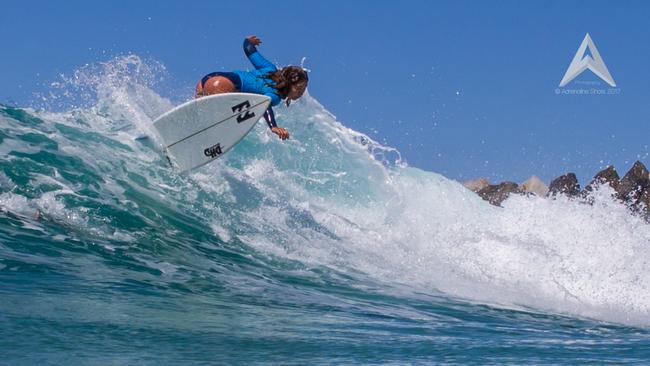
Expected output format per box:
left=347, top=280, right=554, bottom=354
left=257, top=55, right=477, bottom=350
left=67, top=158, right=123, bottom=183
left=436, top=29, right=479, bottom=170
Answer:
left=195, top=80, right=205, bottom=98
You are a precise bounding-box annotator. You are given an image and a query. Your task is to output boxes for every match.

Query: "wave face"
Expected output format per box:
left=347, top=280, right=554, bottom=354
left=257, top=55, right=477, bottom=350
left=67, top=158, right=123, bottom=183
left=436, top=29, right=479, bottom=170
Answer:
left=2, top=56, right=650, bottom=364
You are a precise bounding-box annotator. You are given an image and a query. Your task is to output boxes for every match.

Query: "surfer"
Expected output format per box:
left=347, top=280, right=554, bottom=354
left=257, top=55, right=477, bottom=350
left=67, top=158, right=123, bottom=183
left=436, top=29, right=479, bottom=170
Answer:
left=195, top=35, right=309, bottom=141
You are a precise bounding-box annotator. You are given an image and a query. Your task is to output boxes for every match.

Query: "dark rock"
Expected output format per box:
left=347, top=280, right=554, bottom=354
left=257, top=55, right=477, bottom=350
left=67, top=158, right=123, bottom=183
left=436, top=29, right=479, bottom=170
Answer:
left=547, top=173, right=580, bottom=197
left=616, top=161, right=650, bottom=203
left=477, top=182, right=521, bottom=206
left=638, top=188, right=650, bottom=221
left=592, top=165, right=620, bottom=190
left=582, top=166, right=620, bottom=196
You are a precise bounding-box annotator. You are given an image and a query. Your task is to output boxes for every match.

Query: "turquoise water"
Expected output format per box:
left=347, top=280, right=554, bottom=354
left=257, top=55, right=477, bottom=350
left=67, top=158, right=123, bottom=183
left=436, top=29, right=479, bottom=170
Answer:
left=2, top=57, right=650, bottom=365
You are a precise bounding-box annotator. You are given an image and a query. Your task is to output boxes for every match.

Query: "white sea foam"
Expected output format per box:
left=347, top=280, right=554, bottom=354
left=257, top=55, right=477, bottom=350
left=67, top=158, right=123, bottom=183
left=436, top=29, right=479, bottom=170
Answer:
left=215, top=88, right=650, bottom=326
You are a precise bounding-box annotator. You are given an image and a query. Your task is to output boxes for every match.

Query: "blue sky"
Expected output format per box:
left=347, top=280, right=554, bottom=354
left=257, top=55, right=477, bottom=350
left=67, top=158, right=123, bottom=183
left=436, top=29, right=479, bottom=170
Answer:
left=2, top=1, right=650, bottom=183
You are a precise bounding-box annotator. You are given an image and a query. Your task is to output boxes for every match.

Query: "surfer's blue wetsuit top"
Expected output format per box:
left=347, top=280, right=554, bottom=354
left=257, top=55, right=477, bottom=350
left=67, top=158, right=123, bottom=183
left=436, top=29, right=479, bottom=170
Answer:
left=200, top=39, right=280, bottom=128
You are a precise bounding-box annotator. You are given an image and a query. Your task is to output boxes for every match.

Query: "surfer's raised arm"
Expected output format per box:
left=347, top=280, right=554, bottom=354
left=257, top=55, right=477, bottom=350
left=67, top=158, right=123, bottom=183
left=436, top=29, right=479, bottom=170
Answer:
left=243, top=36, right=276, bottom=72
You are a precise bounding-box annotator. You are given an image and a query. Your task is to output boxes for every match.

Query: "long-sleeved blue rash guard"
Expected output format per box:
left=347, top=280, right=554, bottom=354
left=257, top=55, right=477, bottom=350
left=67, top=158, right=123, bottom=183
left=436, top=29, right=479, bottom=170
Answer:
left=234, top=39, right=281, bottom=128
left=200, top=38, right=281, bottom=128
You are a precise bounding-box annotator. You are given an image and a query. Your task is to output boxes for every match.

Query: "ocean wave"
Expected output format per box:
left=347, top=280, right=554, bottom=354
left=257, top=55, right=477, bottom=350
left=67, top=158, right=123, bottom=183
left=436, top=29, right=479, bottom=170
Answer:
left=1, top=55, right=650, bottom=330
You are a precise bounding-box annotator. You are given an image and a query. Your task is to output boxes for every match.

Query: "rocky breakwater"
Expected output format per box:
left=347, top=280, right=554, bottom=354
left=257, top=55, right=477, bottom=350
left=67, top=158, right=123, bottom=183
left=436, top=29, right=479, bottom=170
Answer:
left=463, top=161, right=650, bottom=220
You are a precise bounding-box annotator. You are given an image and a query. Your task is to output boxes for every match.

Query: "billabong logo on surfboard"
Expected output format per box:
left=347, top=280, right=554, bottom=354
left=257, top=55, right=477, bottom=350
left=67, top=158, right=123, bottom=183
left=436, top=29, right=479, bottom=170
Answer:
left=559, top=33, right=616, bottom=87
left=203, top=143, right=223, bottom=158
left=231, top=100, right=256, bottom=123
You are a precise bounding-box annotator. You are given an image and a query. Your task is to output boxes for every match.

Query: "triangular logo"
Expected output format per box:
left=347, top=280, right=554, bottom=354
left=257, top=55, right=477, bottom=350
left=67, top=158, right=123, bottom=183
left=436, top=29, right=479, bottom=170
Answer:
left=559, top=33, right=616, bottom=87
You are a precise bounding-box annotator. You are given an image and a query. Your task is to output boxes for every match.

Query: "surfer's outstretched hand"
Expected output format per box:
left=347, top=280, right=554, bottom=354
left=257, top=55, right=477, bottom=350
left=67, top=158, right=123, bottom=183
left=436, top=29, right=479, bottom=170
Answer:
left=246, top=35, right=262, bottom=46
left=271, top=127, right=290, bottom=140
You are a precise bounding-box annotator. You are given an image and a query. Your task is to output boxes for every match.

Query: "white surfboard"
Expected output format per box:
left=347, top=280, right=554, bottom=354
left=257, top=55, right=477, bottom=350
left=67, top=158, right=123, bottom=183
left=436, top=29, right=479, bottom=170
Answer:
left=152, top=93, right=271, bottom=172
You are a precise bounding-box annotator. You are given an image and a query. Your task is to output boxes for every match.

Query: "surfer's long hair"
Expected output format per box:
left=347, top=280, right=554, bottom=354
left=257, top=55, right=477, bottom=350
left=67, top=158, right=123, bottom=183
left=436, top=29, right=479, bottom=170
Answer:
left=266, top=66, right=309, bottom=106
